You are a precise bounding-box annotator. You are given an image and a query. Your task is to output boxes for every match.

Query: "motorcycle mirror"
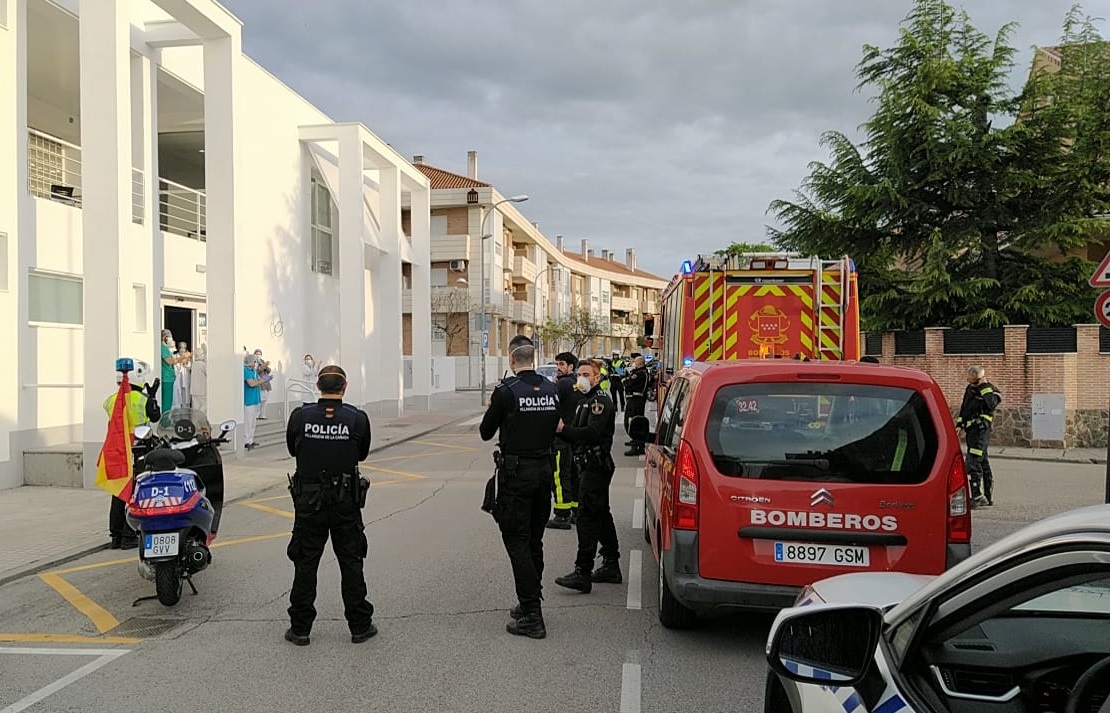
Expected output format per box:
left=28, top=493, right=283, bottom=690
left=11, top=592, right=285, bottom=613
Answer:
left=219, top=420, right=237, bottom=433
left=134, top=424, right=153, bottom=440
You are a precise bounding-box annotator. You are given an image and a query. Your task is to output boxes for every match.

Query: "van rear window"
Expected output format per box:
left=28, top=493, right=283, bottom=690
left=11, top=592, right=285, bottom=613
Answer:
left=705, top=383, right=938, bottom=485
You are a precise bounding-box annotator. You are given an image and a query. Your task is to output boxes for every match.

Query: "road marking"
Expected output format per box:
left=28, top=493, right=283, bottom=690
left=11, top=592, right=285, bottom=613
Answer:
left=37, top=573, right=120, bottom=633
left=411, top=439, right=478, bottom=452
left=634, top=468, right=644, bottom=489
left=242, top=501, right=294, bottom=519
left=0, top=633, right=140, bottom=645
left=371, top=451, right=442, bottom=463
left=620, top=655, right=642, bottom=713
left=367, top=465, right=427, bottom=479
left=458, top=415, right=484, bottom=427
left=210, top=532, right=290, bottom=549
left=632, top=498, right=644, bottom=530
left=0, top=648, right=129, bottom=713
left=626, top=550, right=643, bottom=610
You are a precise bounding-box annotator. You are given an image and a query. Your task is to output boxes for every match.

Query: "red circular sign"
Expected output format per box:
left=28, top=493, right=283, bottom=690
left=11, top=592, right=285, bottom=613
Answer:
left=1096, top=290, right=1110, bottom=329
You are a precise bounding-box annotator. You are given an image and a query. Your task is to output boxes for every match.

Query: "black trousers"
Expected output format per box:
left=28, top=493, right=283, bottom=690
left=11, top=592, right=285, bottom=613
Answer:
left=624, top=396, right=646, bottom=445
left=551, top=439, right=578, bottom=512
left=108, top=495, right=136, bottom=539
left=287, top=500, right=375, bottom=635
left=964, top=426, right=994, bottom=500
left=610, top=378, right=625, bottom=410
left=575, top=463, right=619, bottom=572
left=497, top=455, right=553, bottom=609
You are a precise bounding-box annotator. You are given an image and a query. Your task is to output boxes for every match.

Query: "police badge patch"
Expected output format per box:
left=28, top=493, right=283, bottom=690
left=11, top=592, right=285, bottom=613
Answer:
left=591, top=401, right=604, bottom=415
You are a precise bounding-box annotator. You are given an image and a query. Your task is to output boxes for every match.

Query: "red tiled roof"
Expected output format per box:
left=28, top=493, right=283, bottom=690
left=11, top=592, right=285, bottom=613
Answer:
left=560, top=250, right=669, bottom=282
left=414, top=163, right=490, bottom=190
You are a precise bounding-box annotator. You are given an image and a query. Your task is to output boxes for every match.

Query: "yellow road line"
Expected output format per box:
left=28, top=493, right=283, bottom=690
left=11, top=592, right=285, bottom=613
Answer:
left=370, top=451, right=439, bottom=463
left=52, top=556, right=135, bottom=576
left=367, top=466, right=427, bottom=479
left=37, top=573, right=120, bottom=634
left=240, top=502, right=294, bottom=519
left=247, top=494, right=290, bottom=503
left=210, top=532, right=289, bottom=548
left=0, top=632, right=141, bottom=645
left=410, top=440, right=477, bottom=452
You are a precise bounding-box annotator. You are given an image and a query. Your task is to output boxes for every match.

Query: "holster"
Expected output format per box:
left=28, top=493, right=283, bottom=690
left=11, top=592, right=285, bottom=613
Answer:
left=482, top=451, right=503, bottom=521
left=356, top=476, right=370, bottom=508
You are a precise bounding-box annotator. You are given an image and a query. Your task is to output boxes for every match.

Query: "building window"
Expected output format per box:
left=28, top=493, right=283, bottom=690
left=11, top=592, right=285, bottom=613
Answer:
left=133, top=283, right=147, bottom=332
left=29, top=272, right=82, bottom=325
left=310, top=177, right=334, bottom=275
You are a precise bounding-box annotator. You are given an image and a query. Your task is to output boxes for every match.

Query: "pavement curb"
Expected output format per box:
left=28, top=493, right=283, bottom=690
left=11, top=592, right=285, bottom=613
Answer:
left=990, top=453, right=1107, bottom=465
left=0, top=408, right=486, bottom=590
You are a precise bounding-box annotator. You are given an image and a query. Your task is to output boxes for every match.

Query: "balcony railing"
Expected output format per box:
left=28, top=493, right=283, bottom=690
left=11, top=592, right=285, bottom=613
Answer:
left=512, top=254, right=538, bottom=283
left=159, top=178, right=206, bottom=240
left=643, top=299, right=659, bottom=314
left=28, top=128, right=82, bottom=206
left=512, top=299, right=535, bottom=322
left=131, top=167, right=144, bottom=225
left=611, top=322, right=638, bottom=338
left=611, top=295, right=637, bottom=313
left=430, top=234, right=471, bottom=263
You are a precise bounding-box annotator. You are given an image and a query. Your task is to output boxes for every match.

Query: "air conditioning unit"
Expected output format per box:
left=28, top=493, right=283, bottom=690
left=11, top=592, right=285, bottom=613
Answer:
left=449, top=260, right=468, bottom=271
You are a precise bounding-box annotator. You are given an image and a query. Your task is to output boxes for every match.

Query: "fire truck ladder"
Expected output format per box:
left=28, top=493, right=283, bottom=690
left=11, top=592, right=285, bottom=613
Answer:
left=814, top=256, right=850, bottom=360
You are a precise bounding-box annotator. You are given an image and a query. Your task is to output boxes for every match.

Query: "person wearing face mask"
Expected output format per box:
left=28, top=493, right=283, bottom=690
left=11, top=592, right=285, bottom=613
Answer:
left=546, top=351, right=583, bottom=530
left=554, top=358, right=620, bottom=593
left=160, top=329, right=190, bottom=411
left=479, top=338, right=561, bottom=639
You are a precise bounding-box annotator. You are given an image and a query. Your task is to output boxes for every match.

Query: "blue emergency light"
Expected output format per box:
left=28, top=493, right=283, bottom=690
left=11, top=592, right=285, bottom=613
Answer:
left=682, top=356, right=694, bottom=367
left=681, top=260, right=694, bottom=275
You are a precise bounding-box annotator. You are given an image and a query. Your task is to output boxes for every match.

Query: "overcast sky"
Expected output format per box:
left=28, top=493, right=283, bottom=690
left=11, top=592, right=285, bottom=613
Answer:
left=222, top=0, right=1096, bottom=279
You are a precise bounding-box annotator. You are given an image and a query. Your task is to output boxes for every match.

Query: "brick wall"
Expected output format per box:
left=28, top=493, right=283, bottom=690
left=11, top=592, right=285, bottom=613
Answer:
left=868, top=325, right=1109, bottom=447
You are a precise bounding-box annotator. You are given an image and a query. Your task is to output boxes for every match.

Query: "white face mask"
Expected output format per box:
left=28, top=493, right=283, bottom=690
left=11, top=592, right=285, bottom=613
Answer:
left=576, top=376, right=592, bottom=392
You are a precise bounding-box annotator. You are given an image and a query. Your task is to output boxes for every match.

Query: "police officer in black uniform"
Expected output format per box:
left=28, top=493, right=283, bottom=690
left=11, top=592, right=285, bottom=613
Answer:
left=284, top=365, right=375, bottom=646
left=955, top=365, right=1002, bottom=508
left=480, top=340, right=561, bottom=639
left=547, top=351, right=584, bottom=530
left=622, top=355, right=650, bottom=456
left=555, top=358, right=621, bottom=592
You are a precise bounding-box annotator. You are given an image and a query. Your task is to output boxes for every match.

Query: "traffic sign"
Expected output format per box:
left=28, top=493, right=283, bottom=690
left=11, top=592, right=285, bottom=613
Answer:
left=482, top=330, right=489, bottom=351
left=1096, top=290, right=1110, bottom=329
left=1090, top=250, right=1110, bottom=288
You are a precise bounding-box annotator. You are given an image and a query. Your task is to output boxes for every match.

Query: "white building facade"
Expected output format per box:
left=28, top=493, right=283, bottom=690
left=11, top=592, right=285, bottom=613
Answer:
left=0, top=0, right=432, bottom=489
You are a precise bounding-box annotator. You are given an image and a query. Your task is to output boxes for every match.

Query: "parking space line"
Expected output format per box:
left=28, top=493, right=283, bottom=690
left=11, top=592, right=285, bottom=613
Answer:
left=37, top=573, right=120, bottom=634
left=632, top=498, right=644, bottom=530
left=626, top=550, right=643, bottom=610
left=241, top=501, right=294, bottom=519
left=210, top=532, right=289, bottom=549
left=367, top=465, right=427, bottom=479
left=411, top=439, right=478, bottom=452
left=370, top=451, right=441, bottom=463
left=0, top=633, right=140, bottom=645
left=0, top=648, right=129, bottom=713
left=634, top=468, right=644, bottom=489
left=620, top=652, right=642, bottom=713
left=458, top=415, right=484, bottom=427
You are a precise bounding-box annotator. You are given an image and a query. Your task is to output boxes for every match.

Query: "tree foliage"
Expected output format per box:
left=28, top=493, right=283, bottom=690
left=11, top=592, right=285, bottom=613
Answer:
left=767, top=0, right=1109, bottom=330
left=564, top=308, right=609, bottom=355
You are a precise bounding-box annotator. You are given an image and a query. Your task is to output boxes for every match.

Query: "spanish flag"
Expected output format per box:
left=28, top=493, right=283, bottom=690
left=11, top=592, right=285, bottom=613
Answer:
left=95, top=375, right=135, bottom=500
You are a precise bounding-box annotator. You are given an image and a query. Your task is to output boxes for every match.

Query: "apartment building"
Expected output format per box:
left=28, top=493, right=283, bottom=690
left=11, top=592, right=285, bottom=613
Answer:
left=0, top=0, right=432, bottom=488
left=401, top=153, right=667, bottom=385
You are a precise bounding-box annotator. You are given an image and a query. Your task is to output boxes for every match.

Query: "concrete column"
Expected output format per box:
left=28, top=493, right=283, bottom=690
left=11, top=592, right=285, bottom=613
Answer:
left=372, top=166, right=403, bottom=417
left=142, top=50, right=163, bottom=361
left=337, top=129, right=366, bottom=406
left=126, top=51, right=156, bottom=365
left=79, top=0, right=132, bottom=486
left=408, top=185, right=432, bottom=408
left=202, top=34, right=242, bottom=437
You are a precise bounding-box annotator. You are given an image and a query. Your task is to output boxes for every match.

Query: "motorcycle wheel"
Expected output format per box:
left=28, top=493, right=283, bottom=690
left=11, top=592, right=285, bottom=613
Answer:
left=154, top=561, right=182, bottom=606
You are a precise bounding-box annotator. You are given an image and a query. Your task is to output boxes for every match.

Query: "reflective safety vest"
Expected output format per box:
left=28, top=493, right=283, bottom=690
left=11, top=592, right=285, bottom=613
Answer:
left=103, top=391, right=149, bottom=428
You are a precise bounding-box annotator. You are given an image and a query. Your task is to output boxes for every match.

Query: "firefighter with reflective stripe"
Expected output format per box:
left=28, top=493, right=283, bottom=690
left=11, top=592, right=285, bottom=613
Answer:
left=548, top=351, right=584, bottom=530
left=480, top=341, right=561, bottom=639
left=623, top=355, right=650, bottom=456
left=104, top=359, right=160, bottom=550
left=955, top=365, right=1002, bottom=507
left=555, top=358, right=621, bottom=593
left=284, top=365, right=375, bottom=647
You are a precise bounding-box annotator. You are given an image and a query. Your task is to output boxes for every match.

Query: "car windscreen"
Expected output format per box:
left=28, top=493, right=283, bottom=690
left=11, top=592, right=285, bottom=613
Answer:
left=705, top=382, right=938, bottom=484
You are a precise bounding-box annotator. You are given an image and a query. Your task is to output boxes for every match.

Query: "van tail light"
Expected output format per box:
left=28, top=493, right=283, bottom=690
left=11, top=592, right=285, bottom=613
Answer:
left=946, top=455, right=971, bottom=544
left=673, top=439, right=699, bottom=530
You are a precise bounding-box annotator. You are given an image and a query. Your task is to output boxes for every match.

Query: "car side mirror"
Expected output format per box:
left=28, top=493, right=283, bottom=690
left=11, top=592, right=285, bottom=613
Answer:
left=219, top=420, right=236, bottom=433
left=134, top=424, right=153, bottom=440
left=628, top=415, right=655, bottom=443
left=766, top=605, right=883, bottom=688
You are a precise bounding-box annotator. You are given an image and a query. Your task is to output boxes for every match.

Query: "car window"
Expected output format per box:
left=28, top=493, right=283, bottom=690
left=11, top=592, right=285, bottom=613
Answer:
left=1012, top=577, right=1110, bottom=616
left=656, top=378, right=687, bottom=453
left=704, top=382, right=938, bottom=484
left=663, top=382, right=692, bottom=450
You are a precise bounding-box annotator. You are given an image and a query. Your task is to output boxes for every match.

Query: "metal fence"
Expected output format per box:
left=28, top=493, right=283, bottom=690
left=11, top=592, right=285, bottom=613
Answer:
left=863, top=332, right=882, bottom=356
left=1100, top=326, right=1110, bottom=354
left=1026, top=327, right=1078, bottom=354
left=28, top=129, right=82, bottom=205
left=943, top=328, right=1005, bottom=354
left=159, top=178, right=206, bottom=240
left=894, top=330, right=926, bottom=355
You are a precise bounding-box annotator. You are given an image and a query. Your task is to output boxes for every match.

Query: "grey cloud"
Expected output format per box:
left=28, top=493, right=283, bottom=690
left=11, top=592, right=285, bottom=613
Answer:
left=223, top=0, right=1093, bottom=277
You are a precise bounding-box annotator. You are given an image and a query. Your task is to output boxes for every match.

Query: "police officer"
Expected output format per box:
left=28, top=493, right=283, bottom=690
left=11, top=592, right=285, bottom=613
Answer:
left=104, top=360, right=161, bottom=549
left=284, top=365, right=375, bottom=646
left=609, top=351, right=626, bottom=412
left=479, top=341, right=561, bottom=638
left=547, top=352, right=584, bottom=530
left=622, top=355, right=650, bottom=456
left=956, top=365, right=1002, bottom=508
left=555, top=358, right=621, bottom=592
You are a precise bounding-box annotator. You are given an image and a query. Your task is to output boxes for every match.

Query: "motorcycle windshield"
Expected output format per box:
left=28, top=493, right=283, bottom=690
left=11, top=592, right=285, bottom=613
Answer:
left=156, top=407, right=212, bottom=442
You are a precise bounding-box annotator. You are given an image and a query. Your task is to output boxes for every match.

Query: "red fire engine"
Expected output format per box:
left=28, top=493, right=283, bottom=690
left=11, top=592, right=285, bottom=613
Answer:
left=652, top=252, right=861, bottom=383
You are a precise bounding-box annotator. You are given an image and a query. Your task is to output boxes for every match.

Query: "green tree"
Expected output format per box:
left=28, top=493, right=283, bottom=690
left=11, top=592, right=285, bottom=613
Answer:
left=768, top=0, right=1108, bottom=329
left=717, top=241, right=776, bottom=257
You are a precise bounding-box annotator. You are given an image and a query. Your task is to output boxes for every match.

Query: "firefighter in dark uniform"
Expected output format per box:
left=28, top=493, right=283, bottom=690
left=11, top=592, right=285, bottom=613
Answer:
left=547, top=351, right=584, bottom=530
left=284, top=365, right=375, bottom=646
left=955, top=365, right=1002, bottom=508
left=479, top=341, right=561, bottom=639
left=623, top=355, right=650, bottom=456
left=555, top=358, right=621, bottom=592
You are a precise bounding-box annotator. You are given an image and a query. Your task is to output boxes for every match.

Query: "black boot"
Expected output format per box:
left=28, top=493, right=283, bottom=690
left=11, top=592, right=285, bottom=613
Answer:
left=592, top=558, right=623, bottom=584
left=509, top=604, right=524, bottom=620
left=506, top=607, right=546, bottom=639
left=555, top=568, right=593, bottom=593
left=546, top=513, right=572, bottom=530
left=569, top=508, right=578, bottom=525
left=119, top=535, right=138, bottom=550
left=109, top=535, right=122, bottom=550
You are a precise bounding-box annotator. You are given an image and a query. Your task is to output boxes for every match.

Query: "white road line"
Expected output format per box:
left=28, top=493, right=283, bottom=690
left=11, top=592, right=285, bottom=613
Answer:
left=634, top=468, right=644, bottom=489
left=620, top=660, right=642, bottom=713
left=626, top=549, right=643, bottom=610
left=632, top=498, right=644, bottom=530
left=0, top=649, right=129, bottom=713
left=458, top=415, right=484, bottom=427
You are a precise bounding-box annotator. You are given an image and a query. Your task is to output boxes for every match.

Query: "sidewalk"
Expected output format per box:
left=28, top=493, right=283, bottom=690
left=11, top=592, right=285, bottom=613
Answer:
left=0, top=391, right=486, bottom=588
left=991, top=446, right=1107, bottom=465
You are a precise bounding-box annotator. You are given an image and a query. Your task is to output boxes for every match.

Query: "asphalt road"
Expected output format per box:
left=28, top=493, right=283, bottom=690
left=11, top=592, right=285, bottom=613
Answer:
left=0, top=423, right=1105, bottom=713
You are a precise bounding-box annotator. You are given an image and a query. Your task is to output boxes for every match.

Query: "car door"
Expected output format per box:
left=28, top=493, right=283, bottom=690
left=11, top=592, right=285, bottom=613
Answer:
left=646, top=377, right=687, bottom=554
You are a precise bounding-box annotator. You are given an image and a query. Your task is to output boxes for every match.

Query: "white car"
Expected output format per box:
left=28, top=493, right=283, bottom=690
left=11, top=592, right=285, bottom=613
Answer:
left=764, top=504, right=1110, bottom=713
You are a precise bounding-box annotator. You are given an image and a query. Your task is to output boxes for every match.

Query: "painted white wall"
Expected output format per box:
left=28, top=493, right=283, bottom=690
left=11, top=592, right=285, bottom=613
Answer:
left=0, top=0, right=19, bottom=488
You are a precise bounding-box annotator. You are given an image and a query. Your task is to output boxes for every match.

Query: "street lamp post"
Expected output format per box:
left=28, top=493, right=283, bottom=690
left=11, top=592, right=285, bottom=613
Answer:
left=479, top=194, right=528, bottom=405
